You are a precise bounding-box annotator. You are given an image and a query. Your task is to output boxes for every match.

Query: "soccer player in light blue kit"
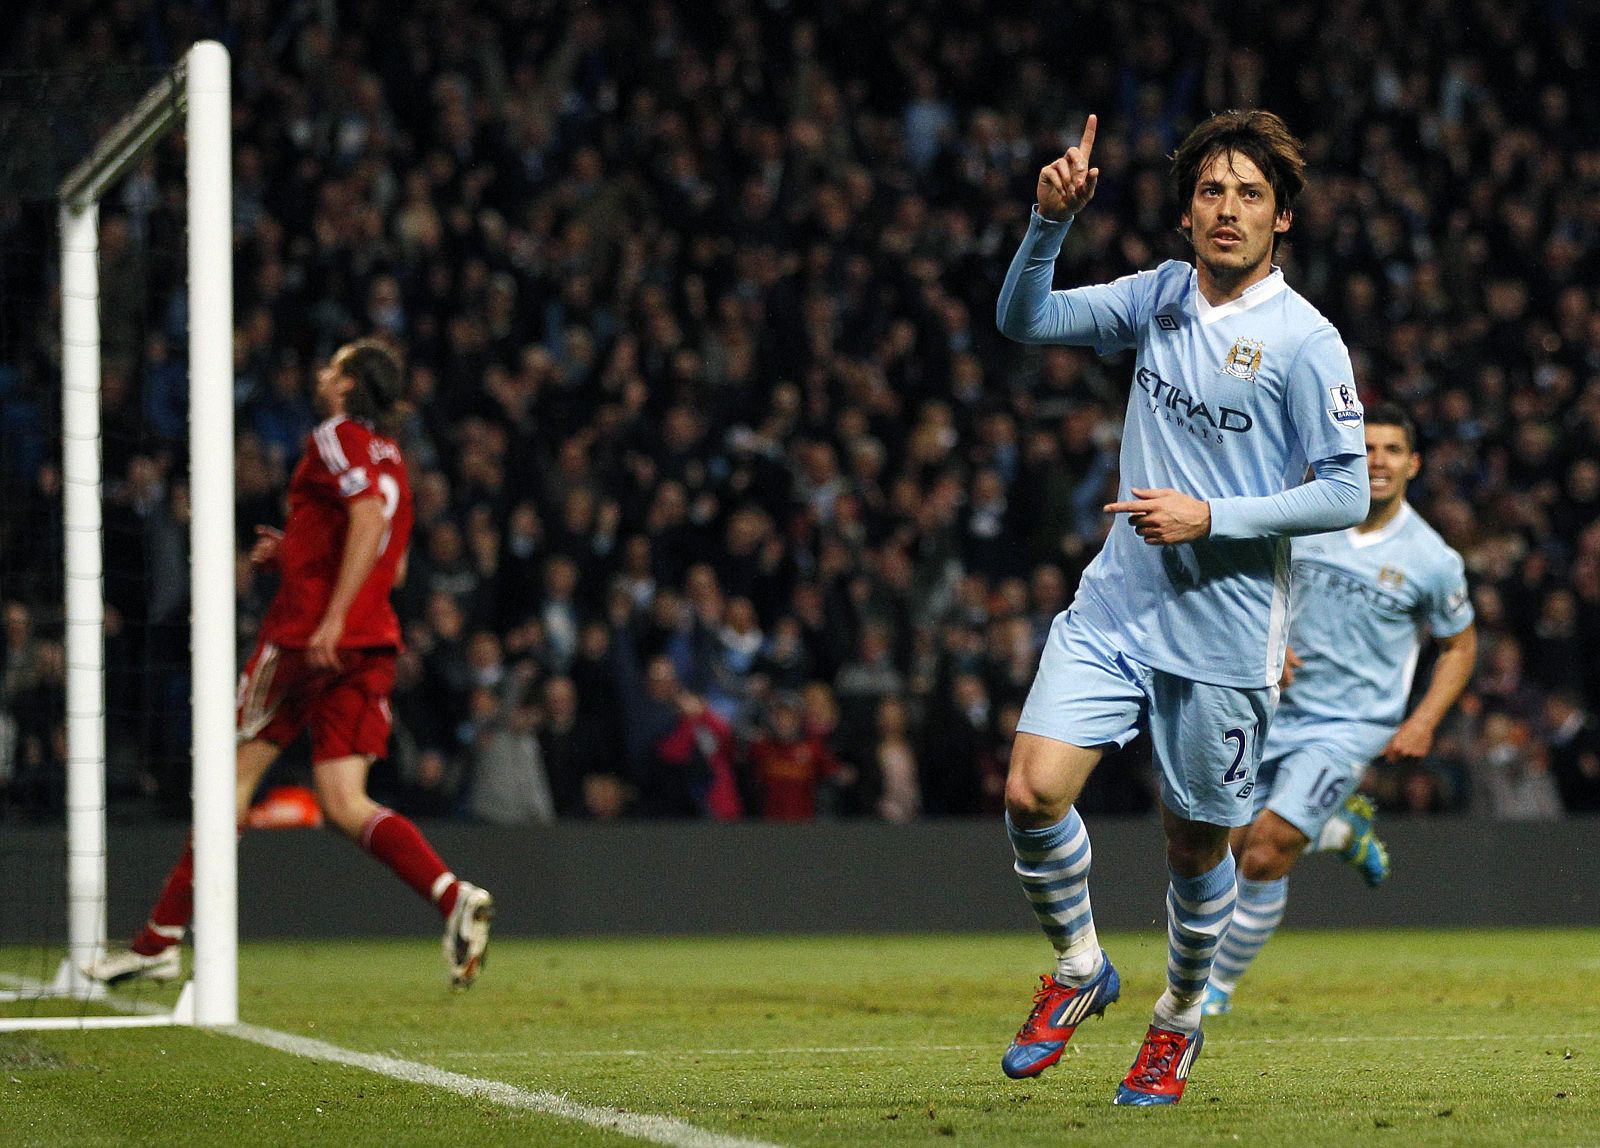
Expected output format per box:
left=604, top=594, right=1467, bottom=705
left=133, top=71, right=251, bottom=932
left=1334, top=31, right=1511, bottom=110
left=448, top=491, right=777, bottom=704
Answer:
left=994, top=110, right=1369, bottom=1105
left=1203, top=404, right=1477, bottom=1016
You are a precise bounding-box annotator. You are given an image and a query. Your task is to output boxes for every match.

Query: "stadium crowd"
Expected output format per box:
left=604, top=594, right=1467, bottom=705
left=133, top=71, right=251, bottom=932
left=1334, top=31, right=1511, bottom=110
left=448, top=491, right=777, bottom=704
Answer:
left=2, top=0, right=1598, bottom=824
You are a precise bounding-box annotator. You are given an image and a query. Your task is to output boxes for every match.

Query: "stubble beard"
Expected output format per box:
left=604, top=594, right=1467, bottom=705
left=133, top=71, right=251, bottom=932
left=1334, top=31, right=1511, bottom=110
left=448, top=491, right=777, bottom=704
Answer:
left=1197, top=239, right=1273, bottom=293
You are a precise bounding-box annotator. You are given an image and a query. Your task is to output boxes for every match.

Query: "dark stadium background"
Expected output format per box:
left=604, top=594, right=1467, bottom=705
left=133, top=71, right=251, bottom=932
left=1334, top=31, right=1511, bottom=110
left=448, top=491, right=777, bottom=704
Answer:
left=1, top=0, right=1597, bottom=830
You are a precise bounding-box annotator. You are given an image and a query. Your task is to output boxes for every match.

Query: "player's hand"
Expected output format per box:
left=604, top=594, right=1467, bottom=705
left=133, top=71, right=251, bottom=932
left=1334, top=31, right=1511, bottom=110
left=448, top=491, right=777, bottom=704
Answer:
left=306, top=614, right=345, bottom=671
left=1278, top=646, right=1303, bottom=689
left=249, top=525, right=283, bottom=567
left=1382, top=717, right=1435, bottom=765
left=1037, top=114, right=1100, bottom=221
left=1103, top=487, right=1211, bottom=545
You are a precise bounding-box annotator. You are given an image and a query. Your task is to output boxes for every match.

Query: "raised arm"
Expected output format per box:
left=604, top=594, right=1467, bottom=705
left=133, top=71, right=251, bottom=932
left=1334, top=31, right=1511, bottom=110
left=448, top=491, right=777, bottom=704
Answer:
left=996, top=115, right=1109, bottom=345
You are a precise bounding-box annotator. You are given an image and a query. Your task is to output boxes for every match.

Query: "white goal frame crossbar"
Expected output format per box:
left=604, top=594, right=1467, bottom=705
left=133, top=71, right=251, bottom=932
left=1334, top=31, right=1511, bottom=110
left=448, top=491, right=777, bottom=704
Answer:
left=0, top=41, right=236, bottom=1031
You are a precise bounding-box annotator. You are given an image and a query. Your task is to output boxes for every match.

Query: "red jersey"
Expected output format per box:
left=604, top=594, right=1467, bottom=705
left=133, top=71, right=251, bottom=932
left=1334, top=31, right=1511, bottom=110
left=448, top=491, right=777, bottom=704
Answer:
left=749, top=735, right=841, bottom=821
left=259, top=416, right=413, bottom=649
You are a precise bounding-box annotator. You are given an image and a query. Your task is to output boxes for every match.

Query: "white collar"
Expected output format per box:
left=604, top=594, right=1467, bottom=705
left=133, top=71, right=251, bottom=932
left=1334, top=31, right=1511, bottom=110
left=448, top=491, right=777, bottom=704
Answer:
left=1194, top=266, right=1289, bottom=326
left=1347, top=501, right=1412, bottom=549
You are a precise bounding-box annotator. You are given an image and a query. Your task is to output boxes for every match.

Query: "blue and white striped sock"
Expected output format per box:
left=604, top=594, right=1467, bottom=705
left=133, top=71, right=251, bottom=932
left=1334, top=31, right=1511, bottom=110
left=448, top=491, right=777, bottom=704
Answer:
left=1153, top=853, right=1237, bottom=1033
left=1007, top=809, right=1101, bottom=984
left=1209, top=875, right=1289, bottom=997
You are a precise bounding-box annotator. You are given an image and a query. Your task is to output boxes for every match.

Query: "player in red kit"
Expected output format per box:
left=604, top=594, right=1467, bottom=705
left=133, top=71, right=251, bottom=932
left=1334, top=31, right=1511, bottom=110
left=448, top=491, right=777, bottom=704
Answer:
left=86, top=339, right=494, bottom=989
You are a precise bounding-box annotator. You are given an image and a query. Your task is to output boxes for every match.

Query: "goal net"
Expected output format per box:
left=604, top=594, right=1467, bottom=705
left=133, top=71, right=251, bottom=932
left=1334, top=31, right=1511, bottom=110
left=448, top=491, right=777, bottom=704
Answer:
left=0, top=42, right=236, bottom=1030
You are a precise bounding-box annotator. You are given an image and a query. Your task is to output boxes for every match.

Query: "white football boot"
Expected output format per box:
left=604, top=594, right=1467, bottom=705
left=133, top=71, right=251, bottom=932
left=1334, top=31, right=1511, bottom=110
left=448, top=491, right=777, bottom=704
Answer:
left=83, top=945, right=182, bottom=986
left=443, top=882, right=494, bottom=989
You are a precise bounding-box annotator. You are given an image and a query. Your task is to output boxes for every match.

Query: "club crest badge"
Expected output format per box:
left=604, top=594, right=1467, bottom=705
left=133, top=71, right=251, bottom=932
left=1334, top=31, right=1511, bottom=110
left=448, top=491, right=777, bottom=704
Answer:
left=1326, top=383, right=1364, bottom=426
left=1377, top=566, right=1406, bottom=590
left=1221, top=338, right=1264, bottom=382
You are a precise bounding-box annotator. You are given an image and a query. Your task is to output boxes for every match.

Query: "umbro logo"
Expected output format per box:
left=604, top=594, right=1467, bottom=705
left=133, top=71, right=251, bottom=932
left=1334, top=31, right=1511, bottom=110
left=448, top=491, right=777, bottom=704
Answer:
left=1156, top=315, right=1179, bottom=330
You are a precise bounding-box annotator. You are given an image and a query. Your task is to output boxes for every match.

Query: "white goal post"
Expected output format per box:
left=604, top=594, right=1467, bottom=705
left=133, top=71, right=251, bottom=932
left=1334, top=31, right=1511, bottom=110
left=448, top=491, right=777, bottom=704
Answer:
left=0, top=41, right=235, bottom=1031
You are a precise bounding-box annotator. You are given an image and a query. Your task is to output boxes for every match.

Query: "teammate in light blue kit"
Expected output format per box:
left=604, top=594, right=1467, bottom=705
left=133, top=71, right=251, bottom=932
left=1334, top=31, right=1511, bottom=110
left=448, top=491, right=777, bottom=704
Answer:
left=1204, top=404, right=1477, bottom=1016
left=994, top=110, right=1369, bottom=1105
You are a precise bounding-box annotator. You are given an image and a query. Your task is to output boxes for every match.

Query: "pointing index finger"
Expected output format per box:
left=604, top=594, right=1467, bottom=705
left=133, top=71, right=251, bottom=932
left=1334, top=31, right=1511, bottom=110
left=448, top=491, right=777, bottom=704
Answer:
left=1079, top=114, right=1097, bottom=164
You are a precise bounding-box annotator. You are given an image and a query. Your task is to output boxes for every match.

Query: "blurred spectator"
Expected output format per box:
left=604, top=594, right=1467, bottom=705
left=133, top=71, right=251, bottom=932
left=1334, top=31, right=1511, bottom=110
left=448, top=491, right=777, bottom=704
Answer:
left=621, top=654, right=742, bottom=821
left=538, top=555, right=582, bottom=674
left=6, top=639, right=66, bottom=816
left=871, top=695, right=921, bottom=824
left=919, top=672, right=990, bottom=817
left=537, top=675, right=622, bottom=818
left=1545, top=692, right=1600, bottom=814
left=834, top=620, right=906, bottom=759
left=462, top=687, right=555, bottom=826
left=1468, top=712, right=1562, bottom=821
left=747, top=691, right=848, bottom=821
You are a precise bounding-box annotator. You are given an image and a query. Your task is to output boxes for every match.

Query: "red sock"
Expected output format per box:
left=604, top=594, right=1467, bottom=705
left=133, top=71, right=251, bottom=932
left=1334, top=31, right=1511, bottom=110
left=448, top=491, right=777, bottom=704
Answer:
left=360, top=808, right=458, bottom=916
left=131, top=838, right=195, bottom=955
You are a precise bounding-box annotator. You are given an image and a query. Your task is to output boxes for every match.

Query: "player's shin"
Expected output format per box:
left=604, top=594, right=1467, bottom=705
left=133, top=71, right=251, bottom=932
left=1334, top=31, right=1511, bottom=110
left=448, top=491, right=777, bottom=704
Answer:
left=359, top=807, right=459, bottom=914
left=1208, top=875, right=1289, bottom=999
left=1007, top=808, right=1101, bottom=983
left=129, top=837, right=196, bottom=955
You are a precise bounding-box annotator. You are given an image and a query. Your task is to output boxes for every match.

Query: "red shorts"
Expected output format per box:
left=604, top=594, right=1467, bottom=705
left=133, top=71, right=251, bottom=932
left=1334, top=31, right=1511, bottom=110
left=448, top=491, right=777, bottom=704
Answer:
left=236, top=642, right=396, bottom=763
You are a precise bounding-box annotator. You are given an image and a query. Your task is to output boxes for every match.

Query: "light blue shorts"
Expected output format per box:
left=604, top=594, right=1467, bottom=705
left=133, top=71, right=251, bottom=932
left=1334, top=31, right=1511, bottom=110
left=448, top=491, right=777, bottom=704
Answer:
left=1253, top=713, right=1391, bottom=839
left=1017, top=610, right=1277, bottom=827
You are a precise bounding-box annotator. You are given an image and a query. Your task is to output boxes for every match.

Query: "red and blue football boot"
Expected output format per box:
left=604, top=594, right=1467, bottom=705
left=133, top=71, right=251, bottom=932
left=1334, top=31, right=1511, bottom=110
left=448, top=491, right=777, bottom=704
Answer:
left=1113, top=1024, right=1204, bottom=1105
left=1000, top=953, right=1120, bottom=1079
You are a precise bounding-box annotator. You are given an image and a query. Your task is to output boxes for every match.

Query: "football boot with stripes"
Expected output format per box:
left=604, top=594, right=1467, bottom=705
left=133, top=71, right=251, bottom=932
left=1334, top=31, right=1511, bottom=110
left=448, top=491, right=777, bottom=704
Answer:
left=1001, top=953, right=1120, bottom=1079
left=1114, top=1024, right=1204, bottom=1106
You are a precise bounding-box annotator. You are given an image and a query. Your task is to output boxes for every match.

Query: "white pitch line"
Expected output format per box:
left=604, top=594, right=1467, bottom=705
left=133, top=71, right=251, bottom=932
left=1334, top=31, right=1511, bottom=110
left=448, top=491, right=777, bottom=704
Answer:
left=228, top=1023, right=786, bottom=1148
left=442, top=1032, right=1600, bottom=1059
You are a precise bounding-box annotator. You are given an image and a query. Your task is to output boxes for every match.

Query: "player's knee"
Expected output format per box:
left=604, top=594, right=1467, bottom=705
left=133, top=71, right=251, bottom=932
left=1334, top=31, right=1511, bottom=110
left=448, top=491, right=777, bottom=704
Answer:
left=1238, top=835, right=1299, bottom=881
left=1004, top=736, right=1096, bottom=826
left=314, top=784, right=369, bottom=838
left=1003, top=770, right=1065, bottom=826
left=1167, top=836, right=1229, bottom=877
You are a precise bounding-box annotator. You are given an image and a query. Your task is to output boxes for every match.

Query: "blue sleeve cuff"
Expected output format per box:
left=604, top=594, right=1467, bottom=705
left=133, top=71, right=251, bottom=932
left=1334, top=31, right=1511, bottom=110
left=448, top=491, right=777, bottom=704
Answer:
left=1025, top=206, right=1072, bottom=256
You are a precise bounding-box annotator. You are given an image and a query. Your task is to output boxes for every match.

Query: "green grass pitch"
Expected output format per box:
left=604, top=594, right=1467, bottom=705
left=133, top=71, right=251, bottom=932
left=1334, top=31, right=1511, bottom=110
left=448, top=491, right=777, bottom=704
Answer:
left=3, top=929, right=1596, bottom=1146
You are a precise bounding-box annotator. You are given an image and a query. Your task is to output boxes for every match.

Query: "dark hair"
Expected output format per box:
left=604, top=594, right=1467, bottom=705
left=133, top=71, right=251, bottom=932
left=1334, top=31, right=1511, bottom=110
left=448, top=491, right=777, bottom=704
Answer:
left=337, top=338, right=404, bottom=424
left=1365, top=401, right=1417, bottom=452
left=1170, top=110, right=1306, bottom=252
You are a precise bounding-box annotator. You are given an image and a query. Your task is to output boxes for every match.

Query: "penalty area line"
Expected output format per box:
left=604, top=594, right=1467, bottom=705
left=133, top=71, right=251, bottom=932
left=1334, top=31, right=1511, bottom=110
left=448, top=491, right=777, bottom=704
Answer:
left=227, top=1022, right=787, bottom=1148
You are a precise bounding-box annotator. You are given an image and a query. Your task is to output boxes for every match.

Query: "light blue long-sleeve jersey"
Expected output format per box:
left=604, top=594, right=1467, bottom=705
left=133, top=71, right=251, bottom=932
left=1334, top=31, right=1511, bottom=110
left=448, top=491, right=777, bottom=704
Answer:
left=1277, top=503, right=1473, bottom=729
left=998, top=209, right=1369, bottom=687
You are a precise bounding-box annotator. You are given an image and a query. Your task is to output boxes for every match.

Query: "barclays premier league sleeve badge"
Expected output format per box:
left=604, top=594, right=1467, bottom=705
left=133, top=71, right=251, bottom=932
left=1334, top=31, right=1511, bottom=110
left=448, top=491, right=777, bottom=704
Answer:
left=1326, top=384, right=1364, bottom=427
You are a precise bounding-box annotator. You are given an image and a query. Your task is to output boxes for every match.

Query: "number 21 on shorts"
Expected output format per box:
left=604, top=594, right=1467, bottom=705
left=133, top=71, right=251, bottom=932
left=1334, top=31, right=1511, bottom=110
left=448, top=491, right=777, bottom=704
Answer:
left=1222, top=727, right=1256, bottom=799
left=1222, top=728, right=1249, bottom=783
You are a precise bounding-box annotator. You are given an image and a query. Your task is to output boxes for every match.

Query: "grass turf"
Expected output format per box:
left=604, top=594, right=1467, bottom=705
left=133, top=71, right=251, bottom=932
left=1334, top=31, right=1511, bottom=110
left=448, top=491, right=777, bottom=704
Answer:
left=2, top=929, right=1596, bottom=1146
